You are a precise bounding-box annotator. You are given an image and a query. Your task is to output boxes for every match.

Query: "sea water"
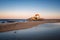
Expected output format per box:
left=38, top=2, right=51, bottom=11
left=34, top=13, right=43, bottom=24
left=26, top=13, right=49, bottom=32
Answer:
left=0, top=19, right=27, bottom=23
left=0, top=23, right=60, bottom=40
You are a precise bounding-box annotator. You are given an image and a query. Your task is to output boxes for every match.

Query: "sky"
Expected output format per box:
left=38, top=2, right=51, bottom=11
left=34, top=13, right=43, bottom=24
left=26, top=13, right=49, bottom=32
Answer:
left=0, top=0, right=60, bottom=19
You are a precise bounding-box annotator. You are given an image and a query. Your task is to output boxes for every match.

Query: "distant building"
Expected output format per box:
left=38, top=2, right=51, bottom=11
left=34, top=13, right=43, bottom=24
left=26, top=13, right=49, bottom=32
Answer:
left=34, top=14, right=40, bottom=20
left=28, top=13, right=44, bottom=21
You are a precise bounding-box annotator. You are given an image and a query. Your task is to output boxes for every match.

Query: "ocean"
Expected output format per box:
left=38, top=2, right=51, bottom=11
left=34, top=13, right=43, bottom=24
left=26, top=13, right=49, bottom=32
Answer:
left=0, top=23, right=60, bottom=40
left=0, top=19, right=27, bottom=23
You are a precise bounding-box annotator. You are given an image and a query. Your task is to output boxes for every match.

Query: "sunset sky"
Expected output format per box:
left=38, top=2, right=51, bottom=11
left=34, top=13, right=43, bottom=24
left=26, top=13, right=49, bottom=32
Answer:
left=0, top=0, right=60, bottom=19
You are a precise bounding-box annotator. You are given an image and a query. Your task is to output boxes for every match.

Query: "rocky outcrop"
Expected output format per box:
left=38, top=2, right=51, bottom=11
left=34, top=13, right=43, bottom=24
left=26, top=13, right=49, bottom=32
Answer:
left=28, top=14, right=44, bottom=21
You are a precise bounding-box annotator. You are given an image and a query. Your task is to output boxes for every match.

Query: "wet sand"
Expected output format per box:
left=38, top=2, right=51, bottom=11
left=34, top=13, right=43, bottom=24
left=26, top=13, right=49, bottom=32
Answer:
left=0, top=20, right=60, bottom=32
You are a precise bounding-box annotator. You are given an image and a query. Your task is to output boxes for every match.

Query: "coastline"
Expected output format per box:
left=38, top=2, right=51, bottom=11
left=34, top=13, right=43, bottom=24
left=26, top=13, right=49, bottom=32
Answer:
left=0, top=20, right=60, bottom=32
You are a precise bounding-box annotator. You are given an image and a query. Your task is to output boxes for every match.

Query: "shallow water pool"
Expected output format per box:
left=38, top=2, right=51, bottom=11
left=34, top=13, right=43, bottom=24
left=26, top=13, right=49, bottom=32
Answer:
left=0, top=23, right=60, bottom=40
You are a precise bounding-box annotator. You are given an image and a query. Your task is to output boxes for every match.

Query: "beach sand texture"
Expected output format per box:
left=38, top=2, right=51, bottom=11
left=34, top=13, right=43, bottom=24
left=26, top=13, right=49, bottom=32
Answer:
left=0, top=21, right=46, bottom=32
left=0, top=19, right=60, bottom=32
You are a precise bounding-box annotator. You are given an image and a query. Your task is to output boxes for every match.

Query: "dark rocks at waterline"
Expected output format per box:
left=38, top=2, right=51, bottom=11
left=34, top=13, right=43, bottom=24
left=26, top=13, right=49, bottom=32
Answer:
left=0, top=21, right=7, bottom=23
left=7, top=20, right=15, bottom=23
left=0, top=21, right=16, bottom=23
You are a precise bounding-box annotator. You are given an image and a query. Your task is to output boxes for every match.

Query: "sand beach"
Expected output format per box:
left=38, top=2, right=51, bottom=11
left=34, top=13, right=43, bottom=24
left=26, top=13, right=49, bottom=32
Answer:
left=0, top=19, right=60, bottom=32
